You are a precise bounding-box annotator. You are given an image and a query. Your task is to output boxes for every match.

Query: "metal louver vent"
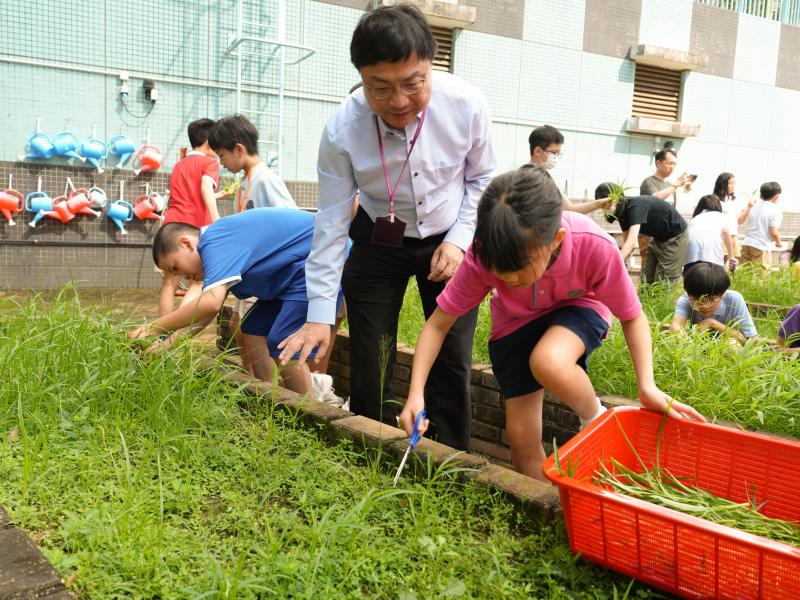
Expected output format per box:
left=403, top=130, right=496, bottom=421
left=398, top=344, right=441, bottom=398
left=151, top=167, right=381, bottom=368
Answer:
left=430, top=25, right=454, bottom=72
left=632, top=64, right=682, bottom=121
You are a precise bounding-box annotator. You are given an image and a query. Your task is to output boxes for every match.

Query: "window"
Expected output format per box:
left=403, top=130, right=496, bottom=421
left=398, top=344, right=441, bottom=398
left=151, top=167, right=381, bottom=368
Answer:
left=631, top=64, right=682, bottom=122
left=430, top=25, right=454, bottom=72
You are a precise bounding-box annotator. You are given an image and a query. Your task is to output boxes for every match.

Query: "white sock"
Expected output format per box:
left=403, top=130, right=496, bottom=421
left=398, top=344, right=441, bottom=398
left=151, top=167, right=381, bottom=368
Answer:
left=579, top=401, right=607, bottom=429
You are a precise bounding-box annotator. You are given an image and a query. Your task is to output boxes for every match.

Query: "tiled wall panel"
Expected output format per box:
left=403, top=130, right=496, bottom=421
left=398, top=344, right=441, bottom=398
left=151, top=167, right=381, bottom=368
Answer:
left=522, top=0, right=585, bottom=50
left=638, top=0, right=694, bottom=53
left=733, top=14, right=781, bottom=85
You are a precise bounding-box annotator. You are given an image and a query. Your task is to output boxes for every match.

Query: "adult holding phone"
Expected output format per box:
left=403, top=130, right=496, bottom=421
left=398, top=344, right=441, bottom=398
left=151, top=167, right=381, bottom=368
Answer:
left=279, top=4, right=495, bottom=450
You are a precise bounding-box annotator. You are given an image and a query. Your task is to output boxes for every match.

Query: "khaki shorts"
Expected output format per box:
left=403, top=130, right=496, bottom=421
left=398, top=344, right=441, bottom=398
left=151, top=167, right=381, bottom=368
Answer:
left=233, top=297, right=256, bottom=318
left=740, top=245, right=772, bottom=267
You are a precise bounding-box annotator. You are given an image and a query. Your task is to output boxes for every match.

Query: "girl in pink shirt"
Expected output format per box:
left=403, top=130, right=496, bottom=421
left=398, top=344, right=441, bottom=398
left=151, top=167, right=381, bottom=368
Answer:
left=399, top=167, right=704, bottom=481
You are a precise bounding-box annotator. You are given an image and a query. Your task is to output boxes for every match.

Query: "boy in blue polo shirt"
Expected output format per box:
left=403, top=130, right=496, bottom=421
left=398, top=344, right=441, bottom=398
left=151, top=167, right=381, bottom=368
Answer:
left=129, top=207, right=343, bottom=397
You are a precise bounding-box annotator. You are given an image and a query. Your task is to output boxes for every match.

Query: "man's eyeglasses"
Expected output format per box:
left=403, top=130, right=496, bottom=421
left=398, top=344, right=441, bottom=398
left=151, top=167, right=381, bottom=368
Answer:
left=363, top=77, right=427, bottom=100
left=543, top=149, right=563, bottom=159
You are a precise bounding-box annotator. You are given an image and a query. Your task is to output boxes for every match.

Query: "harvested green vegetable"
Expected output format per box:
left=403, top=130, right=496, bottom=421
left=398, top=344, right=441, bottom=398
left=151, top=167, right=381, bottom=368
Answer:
left=596, top=459, right=800, bottom=548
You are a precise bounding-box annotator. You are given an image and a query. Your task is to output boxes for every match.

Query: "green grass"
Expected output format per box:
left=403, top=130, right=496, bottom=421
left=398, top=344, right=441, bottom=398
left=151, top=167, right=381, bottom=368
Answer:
left=728, top=265, right=798, bottom=307
left=0, top=290, right=660, bottom=599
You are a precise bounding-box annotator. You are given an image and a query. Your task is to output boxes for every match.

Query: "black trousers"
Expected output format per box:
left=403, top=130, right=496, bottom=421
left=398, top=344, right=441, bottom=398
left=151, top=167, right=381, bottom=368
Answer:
left=342, top=208, right=479, bottom=450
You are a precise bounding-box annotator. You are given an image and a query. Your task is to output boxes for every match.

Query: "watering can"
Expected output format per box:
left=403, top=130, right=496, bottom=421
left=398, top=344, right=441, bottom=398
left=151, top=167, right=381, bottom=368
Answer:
left=79, top=127, right=108, bottom=173
left=52, top=131, right=86, bottom=161
left=108, top=135, right=136, bottom=167
left=24, top=132, right=55, bottom=160
left=107, top=200, right=134, bottom=234
left=27, top=190, right=57, bottom=228
left=25, top=191, right=53, bottom=215
left=20, top=120, right=55, bottom=160
left=133, top=194, right=163, bottom=220
left=132, top=144, right=163, bottom=176
left=66, top=188, right=101, bottom=217
left=0, top=175, right=24, bottom=225
left=88, top=186, right=108, bottom=209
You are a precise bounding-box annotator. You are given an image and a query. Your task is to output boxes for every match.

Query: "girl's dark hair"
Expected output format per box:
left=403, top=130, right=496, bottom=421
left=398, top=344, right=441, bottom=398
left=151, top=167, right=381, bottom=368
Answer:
left=712, top=172, right=735, bottom=202
left=791, top=236, right=800, bottom=263
left=152, top=222, right=200, bottom=266
left=208, top=115, right=259, bottom=154
left=350, top=5, right=436, bottom=70
left=692, top=194, right=722, bottom=218
left=683, top=262, right=730, bottom=298
left=473, top=166, right=563, bottom=273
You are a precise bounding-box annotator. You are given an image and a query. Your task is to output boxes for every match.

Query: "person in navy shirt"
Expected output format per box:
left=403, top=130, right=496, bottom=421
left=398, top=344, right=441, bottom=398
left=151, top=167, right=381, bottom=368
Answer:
left=129, top=208, right=343, bottom=397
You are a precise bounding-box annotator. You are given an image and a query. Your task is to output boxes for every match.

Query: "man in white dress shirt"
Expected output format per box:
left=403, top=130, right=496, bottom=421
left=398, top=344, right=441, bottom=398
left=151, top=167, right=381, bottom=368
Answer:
left=279, top=4, right=495, bottom=450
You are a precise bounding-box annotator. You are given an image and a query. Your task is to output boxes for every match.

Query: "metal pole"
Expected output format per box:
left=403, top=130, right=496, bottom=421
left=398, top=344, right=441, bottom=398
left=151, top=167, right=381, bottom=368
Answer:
left=277, top=0, right=287, bottom=177
left=235, top=0, right=243, bottom=115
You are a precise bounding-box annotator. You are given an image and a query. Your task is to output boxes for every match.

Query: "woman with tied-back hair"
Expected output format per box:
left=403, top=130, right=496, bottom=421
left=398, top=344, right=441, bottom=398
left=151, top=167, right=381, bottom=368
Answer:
left=713, top=172, right=754, bottom=265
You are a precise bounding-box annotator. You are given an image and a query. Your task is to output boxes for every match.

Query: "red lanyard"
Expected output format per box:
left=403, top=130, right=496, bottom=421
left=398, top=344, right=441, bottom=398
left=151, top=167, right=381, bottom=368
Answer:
left=375, top=109, right=426, bottom=222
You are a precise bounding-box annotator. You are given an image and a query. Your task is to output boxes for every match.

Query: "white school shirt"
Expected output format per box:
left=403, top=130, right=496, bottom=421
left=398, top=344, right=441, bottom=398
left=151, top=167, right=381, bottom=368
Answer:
left=238, top=162, right=297, bottom=210
left=742, top=201, right=782, bottom=251
left=686, top=210, right=729, bottom=266
left=305, top=70, right=496, bottom=324
left=720, top=196, right=743, bottom=236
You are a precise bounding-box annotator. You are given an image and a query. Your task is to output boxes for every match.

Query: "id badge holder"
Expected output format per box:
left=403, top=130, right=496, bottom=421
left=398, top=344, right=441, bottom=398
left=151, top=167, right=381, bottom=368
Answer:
left=371, top=215, right=406, bottom=247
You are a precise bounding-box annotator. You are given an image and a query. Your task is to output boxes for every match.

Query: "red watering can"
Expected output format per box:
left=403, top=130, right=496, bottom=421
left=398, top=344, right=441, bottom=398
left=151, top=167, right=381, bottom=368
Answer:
left=0, top=175, right=24, bottom=225
left=133, top=194, right=161, bottom=220
left=28, top=179, right=100, bottom=227
left=133, top=144, right=163, bottom=176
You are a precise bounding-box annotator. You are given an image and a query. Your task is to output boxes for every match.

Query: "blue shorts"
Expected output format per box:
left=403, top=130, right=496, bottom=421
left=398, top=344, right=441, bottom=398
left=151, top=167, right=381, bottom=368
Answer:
left=487, top=306, right=609, bottom=399
left=240, top=292, right=343, bottom=359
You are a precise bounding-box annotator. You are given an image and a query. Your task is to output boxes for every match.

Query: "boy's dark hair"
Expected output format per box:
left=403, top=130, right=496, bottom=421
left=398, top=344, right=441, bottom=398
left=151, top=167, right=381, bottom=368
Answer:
left=208, top=115, right=259, bottom=155
left=152, top=221, right=200, bottom=266
left=187, top=118, right=215, bottom=148
left=760, top=181, right=781, bottom=200
left=473, top=166, right=563, bottom=273
left=528, top=125, right=564, bottom=155
left=683, top=262, right=730, bottom=298
left=692, top=194, right=722, bottom=218
left=712, top=172, right=735, bottom=201
left=595, top=182, right=627, bottom=224
left=350, top=5, right=436, bottom=70
left=791, top=236, right=800, bottom=263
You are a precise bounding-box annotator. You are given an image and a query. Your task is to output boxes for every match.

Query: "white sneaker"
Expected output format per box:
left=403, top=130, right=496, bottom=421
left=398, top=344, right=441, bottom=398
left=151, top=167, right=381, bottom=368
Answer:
left=310, top=373, right=346, bottom=408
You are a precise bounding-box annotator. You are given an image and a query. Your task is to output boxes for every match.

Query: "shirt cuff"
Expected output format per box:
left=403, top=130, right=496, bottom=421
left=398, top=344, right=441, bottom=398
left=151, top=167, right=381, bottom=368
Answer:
left=307, top=298, right=337, bottom=326
left=203, top=276, right=241, bottom=293
left=443, top=221, right=474, bottom=252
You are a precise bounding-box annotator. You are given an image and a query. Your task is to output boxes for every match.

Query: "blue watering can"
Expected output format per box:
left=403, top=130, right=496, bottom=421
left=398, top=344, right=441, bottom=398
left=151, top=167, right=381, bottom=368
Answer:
left=24, top=132, right=55, bottom=160
left=108, top=135, right=136, bottom=167
left=107, top=200, right=134, bottom=234
left=79, top=127, right=108, bottom=173
left=25, top=191, right=53, bottom=214
left=25, top=186, right=54, bottom=228
left=52, top=131, right=86, bottom=161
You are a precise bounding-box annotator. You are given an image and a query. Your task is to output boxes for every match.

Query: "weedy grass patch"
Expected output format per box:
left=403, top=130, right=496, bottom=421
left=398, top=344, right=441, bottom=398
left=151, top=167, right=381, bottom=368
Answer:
left=729, top=265, right=797, bottom=307
left=0, top=290, right=659, bottom=599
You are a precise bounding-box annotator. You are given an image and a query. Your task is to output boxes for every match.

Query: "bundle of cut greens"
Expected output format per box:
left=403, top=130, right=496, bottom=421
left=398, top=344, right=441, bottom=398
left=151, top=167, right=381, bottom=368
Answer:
left=589, top=411, right=800, bottom=548
left=595, top=458, right=800, bottom=548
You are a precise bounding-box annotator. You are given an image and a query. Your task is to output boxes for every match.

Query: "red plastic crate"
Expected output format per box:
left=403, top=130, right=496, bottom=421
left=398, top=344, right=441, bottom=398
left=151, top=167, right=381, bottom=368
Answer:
left=542, top=407, right=800, bottom=599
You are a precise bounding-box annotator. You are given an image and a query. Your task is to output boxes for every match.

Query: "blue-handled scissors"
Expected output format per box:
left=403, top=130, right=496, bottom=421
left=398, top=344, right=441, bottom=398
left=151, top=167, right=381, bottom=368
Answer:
left=393, top=409, right=427, bottom=487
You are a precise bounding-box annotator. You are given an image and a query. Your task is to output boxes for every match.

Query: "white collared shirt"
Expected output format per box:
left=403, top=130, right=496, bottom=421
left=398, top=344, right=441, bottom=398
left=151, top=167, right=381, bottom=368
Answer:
left=306, top=70, right=496, bottom=324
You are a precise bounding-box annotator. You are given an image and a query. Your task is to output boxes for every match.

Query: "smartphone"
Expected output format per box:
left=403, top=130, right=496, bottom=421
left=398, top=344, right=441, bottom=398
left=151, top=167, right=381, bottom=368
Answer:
left=688, top=174, right=698, bottom=182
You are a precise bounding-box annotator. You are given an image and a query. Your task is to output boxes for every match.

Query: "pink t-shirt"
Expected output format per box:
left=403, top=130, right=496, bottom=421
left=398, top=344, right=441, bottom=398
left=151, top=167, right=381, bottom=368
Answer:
left=437, top=212, right=642, bottom=341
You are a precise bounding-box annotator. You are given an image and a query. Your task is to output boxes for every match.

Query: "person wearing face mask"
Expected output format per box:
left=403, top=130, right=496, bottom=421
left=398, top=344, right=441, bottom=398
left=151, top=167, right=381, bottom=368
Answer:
left=526, top=125, right=611, bottom=214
